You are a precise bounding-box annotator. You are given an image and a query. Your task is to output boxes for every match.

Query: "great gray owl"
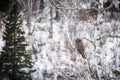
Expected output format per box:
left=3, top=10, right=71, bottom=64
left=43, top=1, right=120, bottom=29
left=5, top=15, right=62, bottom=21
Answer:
left=75, top=38, right=86, bottom=58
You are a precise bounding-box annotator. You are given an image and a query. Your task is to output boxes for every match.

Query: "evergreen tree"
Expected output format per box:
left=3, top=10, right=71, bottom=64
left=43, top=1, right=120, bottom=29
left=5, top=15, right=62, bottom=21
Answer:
left=0, top=2, right=35, bottom=80
left=0, top=0, right=10, bottom=12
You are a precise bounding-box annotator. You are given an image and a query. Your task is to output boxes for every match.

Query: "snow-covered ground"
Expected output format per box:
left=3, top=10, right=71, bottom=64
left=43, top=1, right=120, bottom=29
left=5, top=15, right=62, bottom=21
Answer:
left=19, top=15, right=120, bottom=80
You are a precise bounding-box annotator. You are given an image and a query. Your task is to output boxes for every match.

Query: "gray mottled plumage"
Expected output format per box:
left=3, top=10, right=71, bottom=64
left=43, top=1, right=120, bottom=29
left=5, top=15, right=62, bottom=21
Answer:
left=75, top=38, right=86, bottom=58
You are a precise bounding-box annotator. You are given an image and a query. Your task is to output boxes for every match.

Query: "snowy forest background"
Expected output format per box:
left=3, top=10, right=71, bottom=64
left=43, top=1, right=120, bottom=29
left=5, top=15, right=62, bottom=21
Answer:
left=0, top=0, right=120, bottom=80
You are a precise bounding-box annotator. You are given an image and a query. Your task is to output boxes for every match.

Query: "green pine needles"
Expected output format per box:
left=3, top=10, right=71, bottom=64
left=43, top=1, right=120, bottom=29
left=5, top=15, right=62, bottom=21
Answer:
left=0, top=3, right=35, bottom=80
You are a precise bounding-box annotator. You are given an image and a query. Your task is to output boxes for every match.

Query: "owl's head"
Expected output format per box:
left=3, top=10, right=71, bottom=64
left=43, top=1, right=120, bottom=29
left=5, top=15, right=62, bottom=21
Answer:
left=75, top=38, right=82, bottom=43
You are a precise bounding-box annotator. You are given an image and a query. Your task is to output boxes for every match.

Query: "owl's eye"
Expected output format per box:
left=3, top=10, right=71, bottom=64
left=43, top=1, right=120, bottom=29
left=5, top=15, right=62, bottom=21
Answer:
left=79, top=40, right=81, bottom=42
